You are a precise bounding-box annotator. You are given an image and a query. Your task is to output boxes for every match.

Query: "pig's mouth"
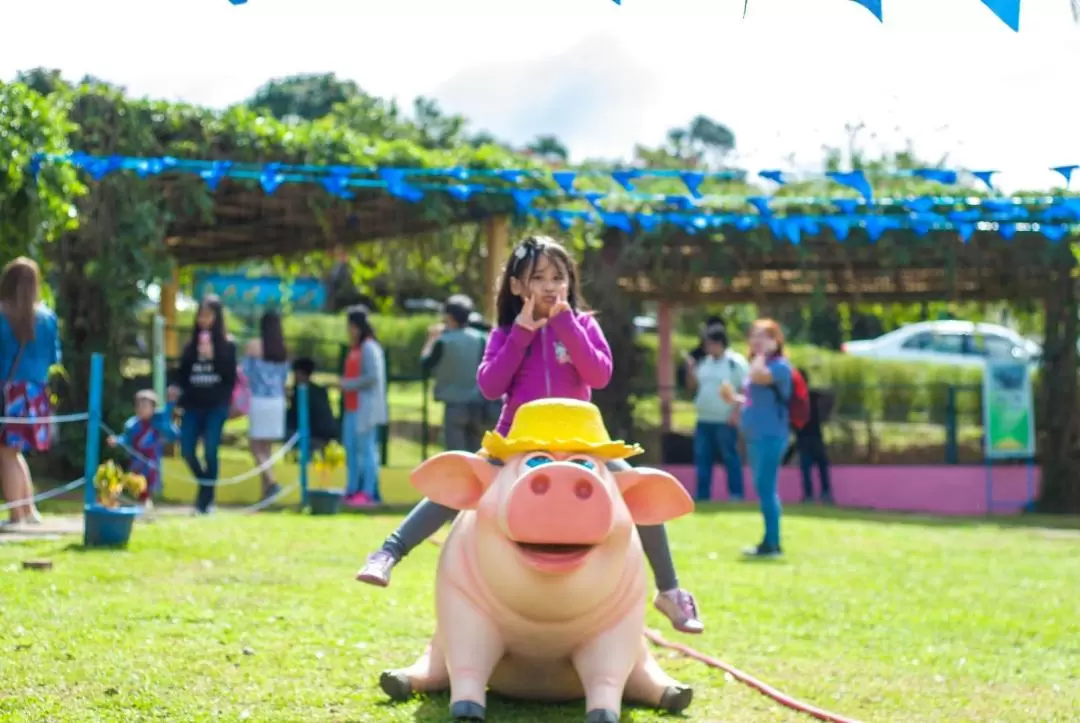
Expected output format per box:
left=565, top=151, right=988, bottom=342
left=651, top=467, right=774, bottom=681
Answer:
left=512, top=542, right=595, bottom=573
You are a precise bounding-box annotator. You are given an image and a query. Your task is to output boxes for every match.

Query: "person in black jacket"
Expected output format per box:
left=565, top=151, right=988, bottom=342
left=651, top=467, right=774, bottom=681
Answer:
left=789, top=368, right=834, bottom=504
left=285, top=357, right=337, bottom=450
left=169, top=295, right=236, bottom=514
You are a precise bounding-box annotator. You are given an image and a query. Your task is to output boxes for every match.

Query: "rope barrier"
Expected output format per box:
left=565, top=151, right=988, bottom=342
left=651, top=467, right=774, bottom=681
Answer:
left=0, top=412, right=90, bottom=425
left=100, top=424, right=300, bottom=487
left=0, top=476, right=85, bottom=513
left=423, top=536, right=860, bottom=723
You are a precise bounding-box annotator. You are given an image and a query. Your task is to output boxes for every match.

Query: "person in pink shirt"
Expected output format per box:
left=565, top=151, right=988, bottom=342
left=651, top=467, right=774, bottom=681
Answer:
left=356, top=236, right=704, bottom=634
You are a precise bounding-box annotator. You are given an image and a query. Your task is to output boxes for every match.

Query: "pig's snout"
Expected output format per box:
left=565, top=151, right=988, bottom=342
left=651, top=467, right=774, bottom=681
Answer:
left=505, top=463, right=613, bottom=546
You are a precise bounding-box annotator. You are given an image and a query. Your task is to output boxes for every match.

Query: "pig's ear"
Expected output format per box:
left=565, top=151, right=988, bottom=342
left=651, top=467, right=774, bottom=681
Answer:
left=614, top=467, right=694, bottom=526
left=410, top=452, right=498, bottom=510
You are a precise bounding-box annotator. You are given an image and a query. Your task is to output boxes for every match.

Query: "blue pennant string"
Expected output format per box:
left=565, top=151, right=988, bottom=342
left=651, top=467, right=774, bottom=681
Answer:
left=980, top=0, right=1020, bottom=31
left=747, top=196, right=772, bottom=217
left=552, top=171, right=577, bottom=194
left=599, top=212, right=633, bottom=233
left=28, top=153, right=44, bottom=179
left=903, top=197, right=937, bottom=214
left=446, top=185, right=476, bottom=201
left=864, top=216, right=888, bottom=244
left=850, top=0, right=883, bottom=21
left=913, top=168, right=959, bottom=185
left=637, top=214, right=661, bottom=232
left=680, top=171, right=705, bottom=199
left=229, top=0, right=248, bottom=4
left=827, top=170, right=873, bottom=201
left=611, top=169, right=638, bottom=192
left=1051, top=165, right=1078, bottom=186
left=260, top=163, right=285, bottom=195
left=199, top=161, right=233, bottom=191
left=826, top=217, right=851, bottom=241
left=948, top=209, right=982, bottom=223
left=1041, top=225, right=1068, bottom=243
left=134, top=156, right=175, bottom=178
left=957, top=223, right=976, bottom=244
left=759, top=170, right=786, bottom=185
left=496, top=169, right=527, bottom=184
left=972, top=170, right=998, bottom=191
left=833, top=198, right=859, bottom=215
left=581, top=192, right=606, bottom=212
left=734, top=216, right=757, bottom=232
left=998, top=222, right=1018, bottom=240
left=320, top=172, right=355, bottom=200
left=510, top=189, right=540, bottom=212
left=665, top=195, right=695, bottom=211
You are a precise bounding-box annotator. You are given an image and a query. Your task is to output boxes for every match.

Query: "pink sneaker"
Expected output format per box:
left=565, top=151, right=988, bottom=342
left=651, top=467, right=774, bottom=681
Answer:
left=653, top=588, right=705, bottom=634
left=345, top=492, right=372, bottom=508
left=357, top=550, right=397, bottom=587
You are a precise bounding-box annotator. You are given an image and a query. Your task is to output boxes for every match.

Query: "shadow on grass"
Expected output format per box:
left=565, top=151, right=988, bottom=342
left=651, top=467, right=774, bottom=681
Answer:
left=691, top=501, right=1080, bottom=531
left=387, top=693, right=688, bottom=722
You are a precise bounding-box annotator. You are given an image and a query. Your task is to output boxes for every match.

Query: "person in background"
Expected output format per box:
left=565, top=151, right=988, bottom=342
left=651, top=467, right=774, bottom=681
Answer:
left=340, top=306, right=387, bottom=506
left=421, top=294, right=487, bottom=452
left=107, top=390, right=180, bottom=512
left=467, top=311, right=503, bottom=429
left=687, top=326, right=748, bottom=502
left=242, top=311, right=290, bottom=501
left=722, top=318, right=792, bottom=558
left=679, top=315, right=727, bottom=392
left=285, top=357, right=337, bottom=453
left=171, top=295, right=236, bottom=515
left=0, top=257, right=59, bottom=526
left=791, top=367, right=834, bottom=504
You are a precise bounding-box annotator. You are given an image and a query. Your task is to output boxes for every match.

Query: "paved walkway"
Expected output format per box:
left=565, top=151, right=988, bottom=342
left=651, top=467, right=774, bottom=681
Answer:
left=0, top=516, right=83, bottom=544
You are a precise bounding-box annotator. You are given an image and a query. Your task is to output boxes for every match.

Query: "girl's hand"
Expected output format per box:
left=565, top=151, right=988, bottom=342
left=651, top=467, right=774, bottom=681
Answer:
left=427, top=322, right=445, bottom=339
left=167, top=386, right=181, bottom=402
left=549, top=292, right=571, bottom=318
left=515, top=296, right=547, bottom=332
left=751, top=354, right=767, bottom=371
left=719, top=381, right=735, bottom=404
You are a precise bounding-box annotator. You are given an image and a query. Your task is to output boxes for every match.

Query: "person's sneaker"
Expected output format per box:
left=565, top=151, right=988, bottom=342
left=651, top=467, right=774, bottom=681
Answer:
left=356, top=550, right=398, bottom=587
left=742, top=542, right=783, bottom=559
left=653, top=588, right=704, bottom=634
left=729, top=493, right=745, bottom=502
left=345, top=492, right=373, bottom=508
left=820, top=491, right=834, bottom=505
left=261, top=484, right=282, bottom=502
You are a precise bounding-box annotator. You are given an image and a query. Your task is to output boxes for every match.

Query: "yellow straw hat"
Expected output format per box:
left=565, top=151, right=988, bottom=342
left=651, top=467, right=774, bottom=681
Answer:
left=481, top=398, right=643, bottom=461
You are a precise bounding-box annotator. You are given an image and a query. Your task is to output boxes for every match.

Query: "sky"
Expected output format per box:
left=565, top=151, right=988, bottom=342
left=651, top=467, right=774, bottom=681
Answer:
left=2, top=0, right=1079, bottom=191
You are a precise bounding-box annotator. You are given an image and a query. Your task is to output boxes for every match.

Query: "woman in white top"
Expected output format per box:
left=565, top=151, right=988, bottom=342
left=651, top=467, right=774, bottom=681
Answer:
left=242, top=311, right=290, bottom=500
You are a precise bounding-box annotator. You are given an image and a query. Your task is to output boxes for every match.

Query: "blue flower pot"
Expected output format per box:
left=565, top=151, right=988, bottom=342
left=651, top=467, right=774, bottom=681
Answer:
left=309, top=490, right=344, bottom=516
left=84, top=505, right=141, bottom=547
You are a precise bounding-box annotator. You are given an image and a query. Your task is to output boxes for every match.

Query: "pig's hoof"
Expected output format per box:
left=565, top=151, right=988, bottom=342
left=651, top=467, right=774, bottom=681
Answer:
left=660, top=684, right=694, bottom=713
left=378, top=670, right=412, bottom=701
left=450, top=700, right=486, bottom=720
left=584, top=709, right=619, bottom=723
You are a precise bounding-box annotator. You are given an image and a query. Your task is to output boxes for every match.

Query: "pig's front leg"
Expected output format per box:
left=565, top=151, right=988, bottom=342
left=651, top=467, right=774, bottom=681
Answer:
left=570, top=612, right=642, bottom=722
left=438, top=586, right=505, bottom=720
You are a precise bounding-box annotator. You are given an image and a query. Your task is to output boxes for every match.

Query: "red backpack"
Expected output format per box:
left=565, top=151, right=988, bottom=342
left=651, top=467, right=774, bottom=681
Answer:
left=772, top=365, right=811, bottom=431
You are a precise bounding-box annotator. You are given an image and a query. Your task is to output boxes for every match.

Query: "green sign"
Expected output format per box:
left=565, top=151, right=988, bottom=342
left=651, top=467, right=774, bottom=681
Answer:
left=983, top=361, right=1035, bottom=460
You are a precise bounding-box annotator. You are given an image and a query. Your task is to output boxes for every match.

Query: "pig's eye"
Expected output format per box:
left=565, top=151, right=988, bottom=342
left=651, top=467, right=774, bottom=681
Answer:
left=567, top=457, right=596, bottom=470
left=524, top=454, right=554, bottom=468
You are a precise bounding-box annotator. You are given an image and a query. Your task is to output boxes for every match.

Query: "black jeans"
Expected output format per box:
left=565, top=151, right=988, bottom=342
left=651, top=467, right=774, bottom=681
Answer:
left=796, top=434, right=831, bottom=499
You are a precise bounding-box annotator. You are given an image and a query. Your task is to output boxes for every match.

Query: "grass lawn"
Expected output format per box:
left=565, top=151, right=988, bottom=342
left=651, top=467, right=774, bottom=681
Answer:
left=1, top=506, right=1077, bottom=722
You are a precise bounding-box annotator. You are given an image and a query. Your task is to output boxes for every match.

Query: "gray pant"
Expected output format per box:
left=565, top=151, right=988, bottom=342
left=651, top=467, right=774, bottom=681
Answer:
left=443, top=402, right=485, bottom=452
left=381, top=457, right=680, bottom=592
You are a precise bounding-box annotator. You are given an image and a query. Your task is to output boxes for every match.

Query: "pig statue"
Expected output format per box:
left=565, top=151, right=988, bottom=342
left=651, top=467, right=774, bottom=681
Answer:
left=379, top=398, right=696, bottom=722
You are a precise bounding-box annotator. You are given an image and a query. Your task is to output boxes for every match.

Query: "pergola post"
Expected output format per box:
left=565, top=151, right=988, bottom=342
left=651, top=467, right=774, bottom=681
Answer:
left=657, top=302, right=675, bottom=433
left=161, top=266, right=180, bottom=359
left=483, top=216, right=511, bottom=324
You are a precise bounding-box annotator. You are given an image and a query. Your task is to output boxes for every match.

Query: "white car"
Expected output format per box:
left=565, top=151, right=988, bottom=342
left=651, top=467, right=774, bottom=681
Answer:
left=841, top=321, right=1041, bottom=369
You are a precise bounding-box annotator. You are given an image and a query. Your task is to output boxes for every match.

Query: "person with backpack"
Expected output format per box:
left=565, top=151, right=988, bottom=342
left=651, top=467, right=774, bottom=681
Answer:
left=686, top=326, right=748, bottom=501
left=789, top=368, right=834, bottom=504
left=721, top=319, right=810, bottom=558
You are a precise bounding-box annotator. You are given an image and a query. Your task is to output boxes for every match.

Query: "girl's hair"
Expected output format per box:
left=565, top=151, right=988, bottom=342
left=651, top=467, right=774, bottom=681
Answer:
left=188, top=294, right=228, bottom=351
left=260, top=310, right=288, bottom=363
left=750, top=318, right=785, bottom=358
left=0, top=256, right=41, bottom=344
left=347, top=305, right=376, bottom=343
left=494, top=235, right=585, bottom=328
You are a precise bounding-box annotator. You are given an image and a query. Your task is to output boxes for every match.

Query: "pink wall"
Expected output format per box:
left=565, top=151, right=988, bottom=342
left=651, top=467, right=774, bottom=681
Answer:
left=663, top=465, right=1040, bottom=516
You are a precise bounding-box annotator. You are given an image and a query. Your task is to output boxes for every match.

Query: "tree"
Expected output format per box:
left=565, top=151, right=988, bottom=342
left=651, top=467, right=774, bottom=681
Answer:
left=687, top=115, right=735, bottom=167
left=526, top=134, right=569, bottom=164
left=411, top=97, right=467, bottom=150
left=248, top=73, right=361, bottom=121
left=13, top=67, right=68, bottom=96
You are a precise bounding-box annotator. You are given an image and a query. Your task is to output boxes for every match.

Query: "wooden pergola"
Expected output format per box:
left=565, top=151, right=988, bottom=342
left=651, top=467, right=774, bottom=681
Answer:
left=156, top=180, right=512, bottom=355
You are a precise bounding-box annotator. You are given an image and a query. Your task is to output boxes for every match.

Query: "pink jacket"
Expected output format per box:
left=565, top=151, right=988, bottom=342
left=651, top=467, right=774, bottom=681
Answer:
left=477, top=311, right=613, bottom=435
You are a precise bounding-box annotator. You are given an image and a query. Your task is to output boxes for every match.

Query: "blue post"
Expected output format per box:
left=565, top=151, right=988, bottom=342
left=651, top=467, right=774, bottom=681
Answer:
left=298, top=383, right=310, bottom=510
left=83, top=353, right=104, bottom=509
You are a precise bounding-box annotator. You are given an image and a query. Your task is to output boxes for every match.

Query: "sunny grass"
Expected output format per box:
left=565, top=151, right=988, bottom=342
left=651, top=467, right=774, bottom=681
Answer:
left=0, top=505, right=1076, bottom=722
